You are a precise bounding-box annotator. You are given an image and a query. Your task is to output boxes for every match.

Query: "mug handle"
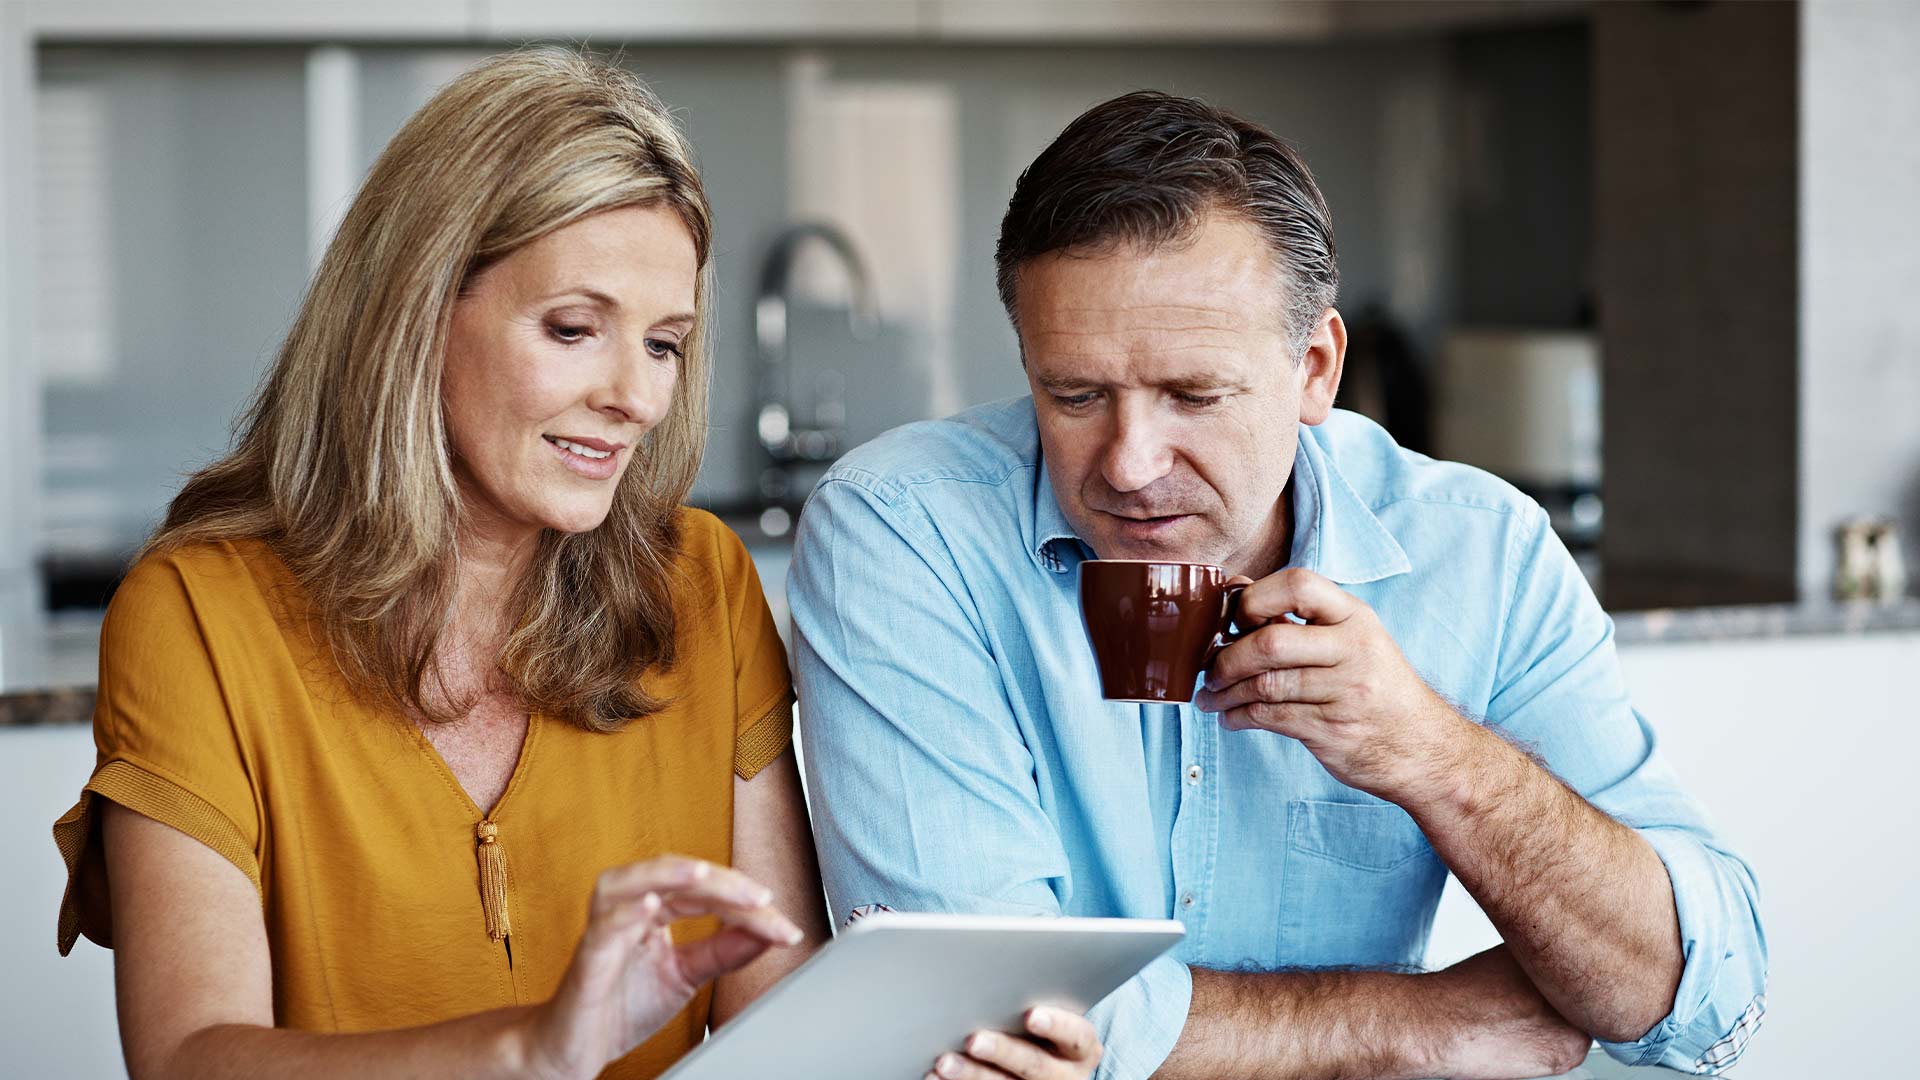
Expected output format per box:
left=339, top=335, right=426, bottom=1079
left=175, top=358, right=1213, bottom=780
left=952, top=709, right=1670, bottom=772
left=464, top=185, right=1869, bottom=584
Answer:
left=1202, top=583, right=1251, bottom=668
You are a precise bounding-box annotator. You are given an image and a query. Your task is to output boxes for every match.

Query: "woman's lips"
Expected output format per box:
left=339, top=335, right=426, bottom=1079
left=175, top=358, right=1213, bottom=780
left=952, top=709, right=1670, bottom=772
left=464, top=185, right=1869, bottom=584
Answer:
left=543, top=434, right=622, bottom=480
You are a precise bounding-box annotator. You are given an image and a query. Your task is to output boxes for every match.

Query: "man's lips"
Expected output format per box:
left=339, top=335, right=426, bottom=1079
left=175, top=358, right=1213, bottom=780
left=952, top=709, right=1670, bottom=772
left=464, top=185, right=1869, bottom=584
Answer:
left=1099, top=510, right=1196, bottom=537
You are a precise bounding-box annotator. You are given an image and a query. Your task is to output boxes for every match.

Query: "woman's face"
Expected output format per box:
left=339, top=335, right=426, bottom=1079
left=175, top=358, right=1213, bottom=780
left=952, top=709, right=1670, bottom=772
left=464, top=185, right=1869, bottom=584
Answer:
left=443, top=203, right=697, bottom=543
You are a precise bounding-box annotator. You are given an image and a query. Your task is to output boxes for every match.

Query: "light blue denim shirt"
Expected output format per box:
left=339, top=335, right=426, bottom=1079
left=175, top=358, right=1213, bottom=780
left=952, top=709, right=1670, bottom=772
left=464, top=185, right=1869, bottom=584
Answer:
left=790, top=398, right=1767, bottom=1078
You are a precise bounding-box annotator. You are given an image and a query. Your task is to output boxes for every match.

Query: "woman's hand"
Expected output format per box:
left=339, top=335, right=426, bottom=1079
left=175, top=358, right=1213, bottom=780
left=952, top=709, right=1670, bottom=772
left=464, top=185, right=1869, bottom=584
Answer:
left=926, top=1006, right=1104, bottom=1080
left=521, top=856, right=804, bottom=1080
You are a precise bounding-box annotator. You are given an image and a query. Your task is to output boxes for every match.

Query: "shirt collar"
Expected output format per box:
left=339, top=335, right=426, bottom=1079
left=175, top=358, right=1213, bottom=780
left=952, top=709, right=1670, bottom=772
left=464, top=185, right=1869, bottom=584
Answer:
left=1028, top=422, right=1412, bottom=585
left=1032, top=457, right=1086, bottom=573
left=1286, top=423, right=1413, bottom=586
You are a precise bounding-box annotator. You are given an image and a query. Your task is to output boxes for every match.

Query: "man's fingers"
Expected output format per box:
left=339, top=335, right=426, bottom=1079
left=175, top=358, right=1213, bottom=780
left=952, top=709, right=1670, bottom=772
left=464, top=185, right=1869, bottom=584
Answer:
left=1238, top=567, right=1361, bottom=626
left=1196, top=659, right=1336, bottom=714
left=926, top=1051, right=1020, bottom=1080
left=957, top=1030, right=1059, bottom=1079
left=1220, top=701, right=1322, bottom=734
left=1026, top=1007, right=1101, bottom=1064
left=1202, top=621, right=1343, bottom=691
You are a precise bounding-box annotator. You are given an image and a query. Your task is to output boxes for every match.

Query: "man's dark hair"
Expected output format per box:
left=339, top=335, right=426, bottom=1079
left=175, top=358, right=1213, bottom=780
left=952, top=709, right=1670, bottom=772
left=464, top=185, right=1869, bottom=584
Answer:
left=995, top=90, right=1339, bottom=359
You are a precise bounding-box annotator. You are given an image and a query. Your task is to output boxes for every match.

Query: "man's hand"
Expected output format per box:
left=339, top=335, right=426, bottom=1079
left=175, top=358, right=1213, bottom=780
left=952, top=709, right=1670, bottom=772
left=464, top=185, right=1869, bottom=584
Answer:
left=928, top=1007, right=1102, bottom=1080
left=1193, top=567, right=1467, bottom=802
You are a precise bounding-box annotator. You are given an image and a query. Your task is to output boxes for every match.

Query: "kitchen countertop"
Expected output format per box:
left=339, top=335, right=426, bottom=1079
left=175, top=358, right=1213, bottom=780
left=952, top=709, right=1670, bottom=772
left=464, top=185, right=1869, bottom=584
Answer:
left=1608, top=591, right=1920, bottom=644
left=6, top=590, right=1917, bottom=727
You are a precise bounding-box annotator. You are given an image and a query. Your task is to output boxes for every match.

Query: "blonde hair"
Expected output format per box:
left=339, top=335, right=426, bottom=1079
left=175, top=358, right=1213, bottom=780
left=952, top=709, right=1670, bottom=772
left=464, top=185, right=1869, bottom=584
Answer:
left=149, top=48, right=713, bottom=732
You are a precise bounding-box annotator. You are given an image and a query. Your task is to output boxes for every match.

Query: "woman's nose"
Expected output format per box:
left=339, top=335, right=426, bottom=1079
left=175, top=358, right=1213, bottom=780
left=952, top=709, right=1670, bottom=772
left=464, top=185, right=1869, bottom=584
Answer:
left=591, top=343, right=673, bottom=428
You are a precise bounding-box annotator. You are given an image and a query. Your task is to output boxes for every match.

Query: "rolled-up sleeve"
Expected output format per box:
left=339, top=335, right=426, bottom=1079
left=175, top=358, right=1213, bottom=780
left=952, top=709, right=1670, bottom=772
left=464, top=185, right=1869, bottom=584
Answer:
left=790, top=473, right=1190, bottom=1079
left=1489, top=506, right=1768, bottom=1073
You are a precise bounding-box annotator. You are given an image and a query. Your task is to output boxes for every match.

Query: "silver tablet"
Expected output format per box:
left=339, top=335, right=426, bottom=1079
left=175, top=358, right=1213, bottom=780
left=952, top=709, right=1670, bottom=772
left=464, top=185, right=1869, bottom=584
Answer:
left=659, top=912, right=1186, bottom=1080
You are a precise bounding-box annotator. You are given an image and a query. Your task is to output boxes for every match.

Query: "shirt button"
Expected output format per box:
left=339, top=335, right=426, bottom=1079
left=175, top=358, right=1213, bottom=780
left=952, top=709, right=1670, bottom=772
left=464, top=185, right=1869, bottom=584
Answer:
left=1181, top=893, right=1195, bottom=908
left=1186, top=764, right=1202, bottom=784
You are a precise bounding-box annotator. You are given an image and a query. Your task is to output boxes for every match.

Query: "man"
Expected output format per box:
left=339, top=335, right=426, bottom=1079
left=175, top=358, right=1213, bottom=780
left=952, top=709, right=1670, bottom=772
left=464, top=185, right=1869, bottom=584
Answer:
left=790, top=91, right=1766, bottom=1079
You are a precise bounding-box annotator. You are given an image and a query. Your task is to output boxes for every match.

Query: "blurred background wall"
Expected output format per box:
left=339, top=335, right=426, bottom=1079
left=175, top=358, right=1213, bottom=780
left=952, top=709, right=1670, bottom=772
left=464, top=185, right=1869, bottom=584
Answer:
left=19, top=28, right=1593, bottom=578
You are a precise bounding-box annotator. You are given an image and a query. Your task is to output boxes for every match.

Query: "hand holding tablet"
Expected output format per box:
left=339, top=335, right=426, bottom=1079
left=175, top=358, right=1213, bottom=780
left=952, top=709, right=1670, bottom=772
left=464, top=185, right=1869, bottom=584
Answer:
left=659, top=912, right=1185, bottom=1080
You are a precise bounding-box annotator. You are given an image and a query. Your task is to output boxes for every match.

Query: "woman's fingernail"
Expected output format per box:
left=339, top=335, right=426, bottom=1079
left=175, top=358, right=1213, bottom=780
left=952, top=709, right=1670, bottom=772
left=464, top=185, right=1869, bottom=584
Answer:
left=785, top=925, right=804, bottom=944
left=757, top=888, right=775, bottom=905
left=935, top=1053, right=962, bottom=1077
left=968, top=1032, right=993, bottom=1055
left=692, top=862, right=711, bottom=880
left=1030, top=1008, right=1052, bottom=1033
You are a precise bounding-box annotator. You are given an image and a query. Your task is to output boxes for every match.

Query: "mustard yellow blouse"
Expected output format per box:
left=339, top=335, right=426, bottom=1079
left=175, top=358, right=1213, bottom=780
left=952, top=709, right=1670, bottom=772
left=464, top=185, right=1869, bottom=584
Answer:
left=54, top=509, right=793, bottom=1079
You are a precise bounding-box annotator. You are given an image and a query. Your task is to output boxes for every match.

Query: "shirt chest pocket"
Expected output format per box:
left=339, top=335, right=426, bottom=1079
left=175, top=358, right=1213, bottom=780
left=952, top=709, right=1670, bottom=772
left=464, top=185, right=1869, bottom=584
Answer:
left=1276, top=799, right=1447, bottom=968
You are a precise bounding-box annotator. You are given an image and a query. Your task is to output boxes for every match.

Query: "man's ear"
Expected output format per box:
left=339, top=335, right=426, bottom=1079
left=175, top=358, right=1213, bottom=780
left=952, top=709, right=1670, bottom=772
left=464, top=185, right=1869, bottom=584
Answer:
left=1297, top=307, right=1346, bottom=426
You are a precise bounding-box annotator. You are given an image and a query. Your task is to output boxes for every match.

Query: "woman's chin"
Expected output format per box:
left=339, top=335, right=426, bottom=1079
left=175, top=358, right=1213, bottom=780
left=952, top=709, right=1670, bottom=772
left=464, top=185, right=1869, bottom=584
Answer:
left=539, top=502, right=616, bottom=535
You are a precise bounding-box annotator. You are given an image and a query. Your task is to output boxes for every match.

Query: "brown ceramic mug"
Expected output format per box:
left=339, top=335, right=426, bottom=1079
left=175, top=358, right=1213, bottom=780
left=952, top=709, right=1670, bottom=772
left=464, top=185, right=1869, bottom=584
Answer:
left=1078, top=559, right=1249, bottom=703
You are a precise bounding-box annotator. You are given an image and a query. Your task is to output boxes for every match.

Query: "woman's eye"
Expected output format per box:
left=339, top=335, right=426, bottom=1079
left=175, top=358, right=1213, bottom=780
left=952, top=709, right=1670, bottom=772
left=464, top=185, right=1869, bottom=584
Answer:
left=548, top=324, right=592, bottom=344
left=646, top=338, right=685, bottom=361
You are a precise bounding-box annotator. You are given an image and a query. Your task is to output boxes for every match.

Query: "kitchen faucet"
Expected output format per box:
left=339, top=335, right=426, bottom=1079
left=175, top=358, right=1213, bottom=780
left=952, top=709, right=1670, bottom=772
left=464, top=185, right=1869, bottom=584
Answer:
left=752, top=221, right=876, bottom=510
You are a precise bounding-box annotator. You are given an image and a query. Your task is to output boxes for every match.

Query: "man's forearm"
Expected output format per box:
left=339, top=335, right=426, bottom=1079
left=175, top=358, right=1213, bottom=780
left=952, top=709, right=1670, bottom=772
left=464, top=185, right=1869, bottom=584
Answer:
left=1153, top=947, right=1588, bottom=1080
left=1154, top=967, right=1424, bottom=1080
left=1403, top=720, right=1684, bottom=1043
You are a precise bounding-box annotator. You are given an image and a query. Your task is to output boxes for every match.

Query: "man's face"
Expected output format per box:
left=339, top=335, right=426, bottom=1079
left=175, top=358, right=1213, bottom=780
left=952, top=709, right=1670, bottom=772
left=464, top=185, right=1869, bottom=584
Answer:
left=1015, top=211, right=1342, bottom=578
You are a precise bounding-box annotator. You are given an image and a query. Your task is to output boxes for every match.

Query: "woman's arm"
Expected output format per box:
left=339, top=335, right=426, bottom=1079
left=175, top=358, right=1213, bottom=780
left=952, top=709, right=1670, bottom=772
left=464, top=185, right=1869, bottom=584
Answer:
left=103, top=802, right=798, bottom=1080
left=711, top=747, right=831, bottom=1025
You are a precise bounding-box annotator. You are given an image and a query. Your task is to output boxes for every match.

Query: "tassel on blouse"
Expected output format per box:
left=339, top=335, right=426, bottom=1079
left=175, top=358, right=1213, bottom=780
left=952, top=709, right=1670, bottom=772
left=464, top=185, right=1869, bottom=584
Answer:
left=475, top=820, right=511, bottom=942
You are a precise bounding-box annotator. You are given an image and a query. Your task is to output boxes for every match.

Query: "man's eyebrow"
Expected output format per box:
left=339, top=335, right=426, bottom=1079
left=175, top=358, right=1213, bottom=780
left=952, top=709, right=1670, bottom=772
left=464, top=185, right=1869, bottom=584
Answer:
left=1160, top=376, right=1247, bottom=393
left=1033, top=372, right=1103, bottom=392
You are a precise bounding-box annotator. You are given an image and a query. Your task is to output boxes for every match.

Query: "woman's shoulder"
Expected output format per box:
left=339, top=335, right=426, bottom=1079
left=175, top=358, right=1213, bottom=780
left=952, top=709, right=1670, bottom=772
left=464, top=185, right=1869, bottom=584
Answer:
left=671, top=506, right=748, bottom=559
left=669, top=507, right=757, bottom=594
left=110, top=536, right=293, bottom=633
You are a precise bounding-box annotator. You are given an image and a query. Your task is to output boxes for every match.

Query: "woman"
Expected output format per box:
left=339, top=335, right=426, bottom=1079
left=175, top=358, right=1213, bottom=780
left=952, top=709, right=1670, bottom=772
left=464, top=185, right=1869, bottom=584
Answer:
left=52, top=49, right=1101, bottom=1080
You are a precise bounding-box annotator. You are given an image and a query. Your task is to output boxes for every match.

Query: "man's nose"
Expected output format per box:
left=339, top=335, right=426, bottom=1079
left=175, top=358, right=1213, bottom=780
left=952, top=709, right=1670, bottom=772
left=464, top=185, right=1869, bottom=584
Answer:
left=1099, top=403, right=1174, bottom=494
left=591, top=343, right=672, bottom=429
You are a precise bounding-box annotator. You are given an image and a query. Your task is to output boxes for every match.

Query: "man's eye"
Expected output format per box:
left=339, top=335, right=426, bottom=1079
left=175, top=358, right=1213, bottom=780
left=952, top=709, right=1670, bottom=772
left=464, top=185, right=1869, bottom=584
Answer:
left=548, top=324, right=592, bottom=344
left=1176, top=393, right=1224, bottom=409
left=646, top=338, right=686, bottom=361
left=1053, top=393, right=1098, bottom=410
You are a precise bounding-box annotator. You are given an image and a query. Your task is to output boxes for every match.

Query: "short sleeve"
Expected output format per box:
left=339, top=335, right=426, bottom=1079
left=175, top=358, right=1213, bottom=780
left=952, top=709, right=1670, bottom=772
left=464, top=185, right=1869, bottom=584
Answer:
left=53, top=553, right=264, bottom=955
left=701, top=516, right=793, bottom=781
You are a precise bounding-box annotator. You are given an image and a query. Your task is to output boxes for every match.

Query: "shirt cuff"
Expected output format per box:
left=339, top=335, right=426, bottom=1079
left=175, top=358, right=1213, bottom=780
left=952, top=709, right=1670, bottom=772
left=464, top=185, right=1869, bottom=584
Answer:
left=1595, top=827, right=1766, bottom=1074
left=1090, top=954, right=1192, bottom=1080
